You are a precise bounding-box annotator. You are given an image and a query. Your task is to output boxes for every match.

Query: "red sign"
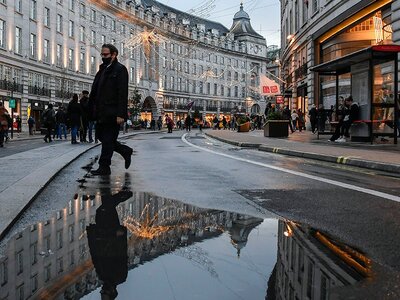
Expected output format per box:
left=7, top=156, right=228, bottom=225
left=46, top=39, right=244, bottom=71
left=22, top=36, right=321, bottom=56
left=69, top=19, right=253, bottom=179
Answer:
left=276, top=96, right=284, bottom=104
left=263, top=86, right=279, bottom=94
left=262, top=86, right=270, bottom=93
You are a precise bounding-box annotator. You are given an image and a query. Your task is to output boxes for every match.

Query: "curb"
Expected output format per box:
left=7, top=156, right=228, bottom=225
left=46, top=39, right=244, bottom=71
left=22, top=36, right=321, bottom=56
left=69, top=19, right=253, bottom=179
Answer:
left=205, top=133, right=400, bottom=175
left=0, top=131, right=157, bottom=240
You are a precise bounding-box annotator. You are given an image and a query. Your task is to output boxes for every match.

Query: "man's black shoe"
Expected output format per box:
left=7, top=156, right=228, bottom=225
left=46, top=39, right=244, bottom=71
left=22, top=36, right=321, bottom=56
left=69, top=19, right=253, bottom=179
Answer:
left=91, top=166, right=111, bottom=176
left=124, top=148, right=133, bottom=169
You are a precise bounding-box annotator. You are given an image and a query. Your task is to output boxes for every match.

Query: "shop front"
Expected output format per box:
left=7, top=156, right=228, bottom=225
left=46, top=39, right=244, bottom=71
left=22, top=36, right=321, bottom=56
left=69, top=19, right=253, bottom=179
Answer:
left=29, top=100, right=45, bottom=131
left=311, top=1, right=398, bottom=143
left=0, top=96, right=22, bottom=131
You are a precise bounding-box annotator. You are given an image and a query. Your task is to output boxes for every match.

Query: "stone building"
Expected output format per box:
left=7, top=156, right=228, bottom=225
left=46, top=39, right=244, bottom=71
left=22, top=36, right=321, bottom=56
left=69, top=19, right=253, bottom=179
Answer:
left=280, top=0, right=398, bottom=120
left=0, top=0, right=268, bottom=132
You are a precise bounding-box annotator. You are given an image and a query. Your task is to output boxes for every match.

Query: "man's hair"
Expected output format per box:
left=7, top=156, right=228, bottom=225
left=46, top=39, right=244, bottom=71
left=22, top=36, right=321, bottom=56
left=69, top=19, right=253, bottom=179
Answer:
left=48, top=103, right=53, bottom=109
left=102, top=44, right=118, bottom=55
left=82, top=90, right=89, bottom=95
left=346, top=96, right=353, bottom=102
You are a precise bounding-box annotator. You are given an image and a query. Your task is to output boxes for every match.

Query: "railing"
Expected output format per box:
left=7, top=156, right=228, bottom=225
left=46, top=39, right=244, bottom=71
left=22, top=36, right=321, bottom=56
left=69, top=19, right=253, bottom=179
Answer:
left=55, top=90, right=74, bottom=99
left=0, top=79, right=23, bottom=93
left=163, top=103, right=174, bottom=109
left=192, top=105, right=203, bottom=111
left=205, top=106, right=218, bottom=111
left=220, top=106, right=232, bottom=112
left=28, top=85, right=51, bottom=96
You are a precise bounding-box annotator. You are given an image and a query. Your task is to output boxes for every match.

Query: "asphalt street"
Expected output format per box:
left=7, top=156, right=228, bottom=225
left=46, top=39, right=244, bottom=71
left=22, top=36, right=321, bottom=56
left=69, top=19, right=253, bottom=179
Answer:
left=1, top=130, right=399, bottom=299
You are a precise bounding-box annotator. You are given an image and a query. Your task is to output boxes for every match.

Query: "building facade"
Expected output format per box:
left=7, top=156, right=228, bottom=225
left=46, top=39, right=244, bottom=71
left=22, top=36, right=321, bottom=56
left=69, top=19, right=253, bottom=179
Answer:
left=280, top=0, right=397, bottom=119
left=0, top=0, right=268, bottom=132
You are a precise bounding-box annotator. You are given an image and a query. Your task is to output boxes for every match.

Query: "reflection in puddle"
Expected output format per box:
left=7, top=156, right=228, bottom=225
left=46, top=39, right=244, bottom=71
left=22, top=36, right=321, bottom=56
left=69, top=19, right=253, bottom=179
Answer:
left=0, top=187, right=373, bottom=299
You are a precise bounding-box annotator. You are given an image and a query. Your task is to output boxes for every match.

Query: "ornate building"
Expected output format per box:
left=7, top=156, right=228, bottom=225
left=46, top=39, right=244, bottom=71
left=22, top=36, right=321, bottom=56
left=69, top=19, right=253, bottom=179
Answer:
left=0, top=0, right=268, bottom=131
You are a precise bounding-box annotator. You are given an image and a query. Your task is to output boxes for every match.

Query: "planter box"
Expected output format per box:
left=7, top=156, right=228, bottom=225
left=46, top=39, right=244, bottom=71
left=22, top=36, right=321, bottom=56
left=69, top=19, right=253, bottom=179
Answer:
left=237, top=122, right=250, bottom=132
left=264, top=120, right=289, bottom=137
left=132, top=125, right=141, bottom=130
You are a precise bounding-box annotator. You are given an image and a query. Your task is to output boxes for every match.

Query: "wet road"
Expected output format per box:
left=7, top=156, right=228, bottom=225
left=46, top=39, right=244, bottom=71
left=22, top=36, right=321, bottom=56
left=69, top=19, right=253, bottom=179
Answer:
left=1, top=130, right=400, bottom=299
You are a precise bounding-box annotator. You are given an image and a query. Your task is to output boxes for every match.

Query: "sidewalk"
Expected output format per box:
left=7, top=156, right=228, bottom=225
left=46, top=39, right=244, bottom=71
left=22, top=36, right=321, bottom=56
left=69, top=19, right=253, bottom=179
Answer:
left=205, top=129, right=400, bottom=174
left=0, top=130, right=158, bottom=240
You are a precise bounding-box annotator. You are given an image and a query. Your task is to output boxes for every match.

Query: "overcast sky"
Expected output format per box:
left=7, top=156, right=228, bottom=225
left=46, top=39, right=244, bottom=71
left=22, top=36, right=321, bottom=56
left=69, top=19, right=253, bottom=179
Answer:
left=157, top=0, right=281, bottom=47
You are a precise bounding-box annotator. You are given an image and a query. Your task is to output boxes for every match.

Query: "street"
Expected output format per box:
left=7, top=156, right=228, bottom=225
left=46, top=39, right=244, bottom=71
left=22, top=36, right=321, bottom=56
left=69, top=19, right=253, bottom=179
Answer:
left=0, top=131, right=399, bottom=299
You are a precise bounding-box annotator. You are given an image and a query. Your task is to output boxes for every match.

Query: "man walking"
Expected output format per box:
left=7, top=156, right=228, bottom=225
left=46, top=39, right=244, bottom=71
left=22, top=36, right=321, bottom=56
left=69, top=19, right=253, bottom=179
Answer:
left=80, top=90, right=90, bottom=142
left=42, top=103, right=56, bottom=143
left=89, top=44, right=133, bottom=175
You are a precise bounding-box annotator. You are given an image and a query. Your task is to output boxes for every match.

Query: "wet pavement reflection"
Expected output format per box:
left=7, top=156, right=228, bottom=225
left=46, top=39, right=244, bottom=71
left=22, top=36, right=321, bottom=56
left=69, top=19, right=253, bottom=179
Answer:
left=0, top=172, right=382, bottom=299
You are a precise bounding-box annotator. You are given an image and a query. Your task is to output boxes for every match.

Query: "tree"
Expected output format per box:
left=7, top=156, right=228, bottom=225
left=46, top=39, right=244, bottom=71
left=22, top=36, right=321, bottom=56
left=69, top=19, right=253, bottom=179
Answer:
left=129, top=89, right=142, bottom=121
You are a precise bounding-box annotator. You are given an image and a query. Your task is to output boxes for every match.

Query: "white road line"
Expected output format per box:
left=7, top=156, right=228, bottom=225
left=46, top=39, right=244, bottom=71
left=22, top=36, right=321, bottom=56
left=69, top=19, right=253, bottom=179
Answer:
left=182, top=134, right=400, bottom=203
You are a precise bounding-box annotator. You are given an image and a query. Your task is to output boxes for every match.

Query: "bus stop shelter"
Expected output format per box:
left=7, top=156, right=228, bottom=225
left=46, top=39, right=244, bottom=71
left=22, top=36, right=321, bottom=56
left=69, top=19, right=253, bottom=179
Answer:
left=311, top=44, right=400, bottom=144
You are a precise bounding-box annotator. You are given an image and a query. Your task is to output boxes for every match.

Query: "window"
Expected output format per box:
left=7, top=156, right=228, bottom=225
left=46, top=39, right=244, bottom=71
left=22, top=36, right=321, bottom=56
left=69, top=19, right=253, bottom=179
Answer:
left=101, top=15, right=107, bottom=28
left=56, top=44, right=62, bottom=66
left=221, top=86, right=224, bottom=96
left=56, top=14, right=63, bottom=33
left=57, top=257, right=63, bottom=273
left=91, top=30, right=96, bottom=44
left=69, top=0, right=74, bottom=11
left=44, top=7, right=50, bottom=27
left=295, top=1, right=299, bottom=32
left=214, top=83, right=217, bottom=96
left=130, top=67, right=135, bottom=83
left=111, top=19, right=116, bottom=31
left=68, top=48, right=73, bottom=69
left=15, top=26, right=22, bottom=54
left=79, top=3, right=86, bottom=17
left=79, top=52, right=85, bottom=72
left=15, top=0, right=22, bottom=13
left=90, top=56, right=96, bottom=74
left=170, top=76, right=174, bottom=90
left=227, top=87, right=231, bottom=97
left=30, top=33, right=37, bottom=58
left=30, top=0, right=37, bottom=20
left=31, top=275, right=38, bottom=293
left=101, top=35, right=105, bottom=44
left=207, top=82, right=210, bottom=94
left=44, top=264, right=51, bottom=282
left=120, top=42, right=125, bottom=56
left=234, top=86, right=238, bottom=97
left=90, top=9, right=96, bottom=22
left=0, top=19, right=5, bottom=49
left=177, top=77, right=181, bottom=91
left=79, top=26, right=85, bottom=42
left=68, top=20, right=74, bottom=37
left=121, top=24, right=126, bottom=34
left=68, top=225, right=74, bottom=242
left=30, top=242, right=38, bottom=265
left=43, top=39, right=49, bottom=62
left=312, top=0, right=318, bottom=13
left=16, top=284, right=24, bottom=300
left=16, top=251, right=23, bottom=274
left=199, top=81, right=203, bottom=94
left=130, top=46, right=134, bottom=59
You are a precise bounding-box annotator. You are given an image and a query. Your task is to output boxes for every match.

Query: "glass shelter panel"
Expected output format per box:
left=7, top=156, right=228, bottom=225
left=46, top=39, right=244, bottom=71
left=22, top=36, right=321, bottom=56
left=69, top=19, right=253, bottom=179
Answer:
left=372, top=60, right=396, bottom=135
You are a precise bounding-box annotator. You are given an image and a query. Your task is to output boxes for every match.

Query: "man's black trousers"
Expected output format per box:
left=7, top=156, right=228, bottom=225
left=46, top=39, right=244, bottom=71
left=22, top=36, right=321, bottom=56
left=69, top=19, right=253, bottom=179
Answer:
left=97, top=122, right=131, bottom=167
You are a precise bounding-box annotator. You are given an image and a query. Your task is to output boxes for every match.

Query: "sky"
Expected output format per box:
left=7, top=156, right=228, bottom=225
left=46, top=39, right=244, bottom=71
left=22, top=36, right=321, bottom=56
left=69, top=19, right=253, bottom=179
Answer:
left=157, top=0, right=281, bottom=47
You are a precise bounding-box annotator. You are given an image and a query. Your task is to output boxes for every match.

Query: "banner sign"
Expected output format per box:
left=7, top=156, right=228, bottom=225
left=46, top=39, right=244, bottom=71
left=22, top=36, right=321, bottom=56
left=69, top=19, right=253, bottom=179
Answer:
left=260, top=75, right=281, bottom=96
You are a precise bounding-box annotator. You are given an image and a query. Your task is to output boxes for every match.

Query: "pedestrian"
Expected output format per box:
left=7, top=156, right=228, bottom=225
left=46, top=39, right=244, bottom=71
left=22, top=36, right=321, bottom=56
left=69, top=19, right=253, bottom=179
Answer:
left=88, top=44, right=133, bottom=175
left=297, top=109, right=304, bottom=132
left=309, top=104, right=317, bottom=133
left=222, top=116, right=227, bottom=129
left=16, top=115, right=21, bottom=132
left=185, top=115, right=191, bottom=131
left=28, top=115, right=35, bottom=135
left=264, top=102, right=272, bottom=118
left=213, top=115, right=218, bottom=130
left=80, top=90, right=90, bottom=143
left=41, top=103, right=56, bottom=143
left=329, top=96, right=346, bottom=142
left=67, top=94, right=82, bottom=144
left=157, top=116, right=162, bottom=130
left=150, top=118, right=156, bottom=131
left=0, top=102, right=10, bottom=147
left=282, top=105, right=294, bottom=133
left=198, top=116, right=203, bottom=131
left=165, top=114, right=174, bottom=133
left=291, top=110, right=299, bottom=131
left=335, top=96, right=359, bottom=143
left=55, top=106, right=68, bottom=140
left=317, top=104, right=327, bottom=132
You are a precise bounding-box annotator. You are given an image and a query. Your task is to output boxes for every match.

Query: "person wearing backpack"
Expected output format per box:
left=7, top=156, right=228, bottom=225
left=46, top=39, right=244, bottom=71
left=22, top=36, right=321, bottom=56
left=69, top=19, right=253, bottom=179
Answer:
left=42, top=103, right=56, bottom=143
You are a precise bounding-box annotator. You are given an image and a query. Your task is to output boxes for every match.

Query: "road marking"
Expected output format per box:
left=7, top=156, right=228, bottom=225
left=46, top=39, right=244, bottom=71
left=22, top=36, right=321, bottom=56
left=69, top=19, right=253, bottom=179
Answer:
left=182, top=134, right=400, bottom=203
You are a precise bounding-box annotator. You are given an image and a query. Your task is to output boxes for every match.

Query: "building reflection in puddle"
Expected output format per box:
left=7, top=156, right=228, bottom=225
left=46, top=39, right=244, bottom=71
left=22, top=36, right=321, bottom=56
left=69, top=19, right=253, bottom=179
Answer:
left=0, top=188, right=373, bottom=299
left=266, top=220, right=372, bottom=300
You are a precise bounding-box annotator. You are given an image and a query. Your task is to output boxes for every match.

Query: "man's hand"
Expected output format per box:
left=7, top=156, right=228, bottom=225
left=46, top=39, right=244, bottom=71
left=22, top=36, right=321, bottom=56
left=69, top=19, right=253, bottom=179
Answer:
left=116, top=117, right=125, bottom=125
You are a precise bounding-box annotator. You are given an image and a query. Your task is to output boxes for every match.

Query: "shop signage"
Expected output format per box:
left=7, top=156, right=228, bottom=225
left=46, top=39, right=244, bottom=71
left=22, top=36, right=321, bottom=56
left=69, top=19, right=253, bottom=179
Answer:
left=276, top=96, right=284, bottom=104
left=9, top=99, right=16, bottom=109
left=260, top=75, right=281, bottom=96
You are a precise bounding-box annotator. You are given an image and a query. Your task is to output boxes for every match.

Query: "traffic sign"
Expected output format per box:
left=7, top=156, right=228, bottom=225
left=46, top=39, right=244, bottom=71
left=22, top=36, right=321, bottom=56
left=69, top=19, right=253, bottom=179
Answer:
left=9, top=99, right=16, bottom=109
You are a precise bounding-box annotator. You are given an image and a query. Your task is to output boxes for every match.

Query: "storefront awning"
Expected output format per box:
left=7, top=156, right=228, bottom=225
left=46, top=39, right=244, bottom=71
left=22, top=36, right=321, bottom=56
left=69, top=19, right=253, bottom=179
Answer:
left=311, top=45, right=400, bottom=75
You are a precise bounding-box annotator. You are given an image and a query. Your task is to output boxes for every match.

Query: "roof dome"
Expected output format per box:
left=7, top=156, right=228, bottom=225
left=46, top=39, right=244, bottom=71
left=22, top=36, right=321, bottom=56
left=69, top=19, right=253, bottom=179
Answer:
left=230, top=3, right=264, bottom=39
left=234, top=3, right=250, bottom=20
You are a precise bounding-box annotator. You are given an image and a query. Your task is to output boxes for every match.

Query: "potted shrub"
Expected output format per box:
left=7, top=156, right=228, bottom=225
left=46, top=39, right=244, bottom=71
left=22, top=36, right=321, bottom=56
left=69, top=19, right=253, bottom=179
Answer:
left=236, top=115, right=251, bottom=132
left=132, top=120, right=142, bottom=130
left=264, top=111, right=289, bottom=137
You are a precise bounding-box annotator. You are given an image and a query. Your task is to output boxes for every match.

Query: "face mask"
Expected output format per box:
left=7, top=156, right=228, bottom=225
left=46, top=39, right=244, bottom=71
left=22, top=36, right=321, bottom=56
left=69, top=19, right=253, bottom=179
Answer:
left=102, top=57, right=112, bottom=65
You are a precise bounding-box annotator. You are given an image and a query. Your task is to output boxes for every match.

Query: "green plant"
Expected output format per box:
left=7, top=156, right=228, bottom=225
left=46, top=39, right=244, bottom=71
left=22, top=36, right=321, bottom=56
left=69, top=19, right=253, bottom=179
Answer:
left=236, top=115, right=250, bottom=125
left=266, top=111, right=284, bottom=120
left=132, top=120, right=141, bottom=127
left=128, top=89, right=142, bottom=120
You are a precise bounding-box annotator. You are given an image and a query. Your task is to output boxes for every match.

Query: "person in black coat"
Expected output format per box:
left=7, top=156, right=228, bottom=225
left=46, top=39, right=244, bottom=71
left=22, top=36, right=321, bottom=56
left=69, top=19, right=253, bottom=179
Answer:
left=308, top=104, right=317, bottom=133
left=80, top=91, right=90, bottom=142
left=67, top=94, right=82, bottom=144
left=89, top=44, right=133, bottom=175
left=42, top=103, right=56, bottom=143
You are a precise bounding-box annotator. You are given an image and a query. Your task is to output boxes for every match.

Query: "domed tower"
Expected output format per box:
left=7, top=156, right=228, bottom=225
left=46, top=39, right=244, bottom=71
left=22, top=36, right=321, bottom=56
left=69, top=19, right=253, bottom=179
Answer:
left=230, top=2, right=266, bottom=57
